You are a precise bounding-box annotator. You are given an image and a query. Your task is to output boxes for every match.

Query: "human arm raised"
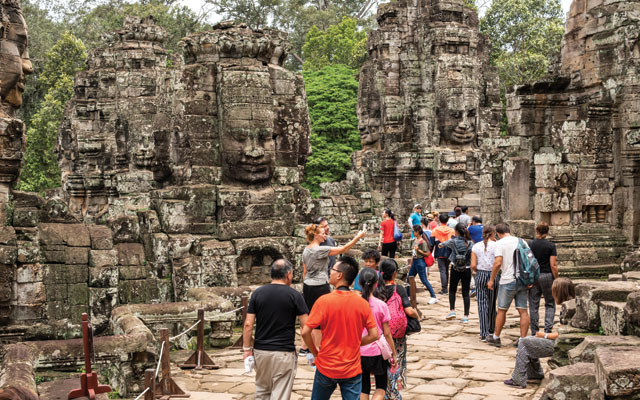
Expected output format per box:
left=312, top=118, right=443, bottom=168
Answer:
left=328, top=228, right=367, bottom=256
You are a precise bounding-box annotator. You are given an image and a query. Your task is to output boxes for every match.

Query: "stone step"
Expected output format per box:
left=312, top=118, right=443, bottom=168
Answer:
left=568, top=335, right=640, bottom=364
left=542, top=362, right=597, bottom=400
left=595, top=347, right=640, bottom=398
left=559, top=264, right=621, bottom=280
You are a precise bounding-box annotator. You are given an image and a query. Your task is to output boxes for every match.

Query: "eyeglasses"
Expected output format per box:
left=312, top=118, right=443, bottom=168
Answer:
left=330, top=268, right=342, bottom=274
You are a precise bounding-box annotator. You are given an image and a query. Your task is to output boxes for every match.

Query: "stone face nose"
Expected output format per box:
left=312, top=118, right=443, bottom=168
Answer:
left=244, top=135, right=265, bottom=158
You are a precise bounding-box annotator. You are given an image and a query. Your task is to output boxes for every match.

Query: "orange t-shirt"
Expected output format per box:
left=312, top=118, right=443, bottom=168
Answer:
left=380, top=218, right=395, bottom=244
left=432, top=224, right=454, bottom=243
left=305, top=290, right=376, bottom=379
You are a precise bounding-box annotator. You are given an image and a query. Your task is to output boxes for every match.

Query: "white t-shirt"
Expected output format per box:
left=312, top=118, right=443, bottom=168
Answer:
left=494, top=235, right=522, bottom=284
left=472, top=240, right=496, bottom=272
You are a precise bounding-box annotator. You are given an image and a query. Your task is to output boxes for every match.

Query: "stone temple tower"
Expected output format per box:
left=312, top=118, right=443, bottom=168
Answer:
left=347, top=0, right=502, bottom=221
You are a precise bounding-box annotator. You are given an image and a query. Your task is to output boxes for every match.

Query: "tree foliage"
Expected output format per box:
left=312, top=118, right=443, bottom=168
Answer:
left=302, top=64, right=361, bottom=196
left=19, top=32, right=87, bottom=193
left=302, top=17, right=367, bottom=71
left=480, top=0, right=564, bottom=88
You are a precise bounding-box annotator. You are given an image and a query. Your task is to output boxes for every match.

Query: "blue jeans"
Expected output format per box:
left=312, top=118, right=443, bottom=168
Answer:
left=409, top=258, right=436, bottom=297
left=497, top=280, right=528, bottom=310
left=311, top=369, right=361, bottom=400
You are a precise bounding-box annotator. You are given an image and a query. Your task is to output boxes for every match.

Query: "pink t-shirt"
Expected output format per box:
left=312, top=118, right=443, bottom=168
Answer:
left=360, top=296, right=391, bottom=356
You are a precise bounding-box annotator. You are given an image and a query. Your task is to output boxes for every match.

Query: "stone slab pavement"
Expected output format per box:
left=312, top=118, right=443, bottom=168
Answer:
left=149, top=271, right=552, bottom=399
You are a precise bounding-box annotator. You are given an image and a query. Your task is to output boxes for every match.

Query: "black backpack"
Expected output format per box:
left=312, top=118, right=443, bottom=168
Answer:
left=450, top=240, right=471, bottom=272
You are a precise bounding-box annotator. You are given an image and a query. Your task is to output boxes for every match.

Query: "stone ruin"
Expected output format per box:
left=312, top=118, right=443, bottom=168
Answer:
left=319, top=0, right=502, bottom=234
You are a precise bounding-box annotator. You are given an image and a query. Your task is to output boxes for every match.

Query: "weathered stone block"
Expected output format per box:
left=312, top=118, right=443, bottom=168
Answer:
left=0, top=226, right=17, bottom=245
left=88, top=225, right=113, bottom=250
left=89, top=249, right=118, bottom=267
left=89, top=287, right=118, bottom=334
left=0, top=244, right=17, bottom=264
left=12, top=207, right=39, bottom=227
left=572, top=281, right=639, bottom=331
left=44, top=265, right=89, bottom=285
left=115, top=243, right=146, bottom=265
left=543, top=363, right=597, bottom=400
left=39, top=223, right=90, bottom=247
left=119, top=265, right=149, bottom=280
left=15, top=281, right=45, bottom=304
left=595, top=347, right=640, bottom=398
left=118, top=279, right=160, bottom=304
left=89, top=266, right=119, bottom=288
left=16, top=264, right=44, bottom=283
left=68, top=283, right=89, bottom=305
left=568, top=336, right=640, bottom=364
left=16, top=241, right=39, bottom=263
left=599, top=301, right=627, bottom=335
left=45, top=283, right=67, bottom=301
left=66, top=247, right=89, bottom=264
left=625, top=291, right=640, bottom=336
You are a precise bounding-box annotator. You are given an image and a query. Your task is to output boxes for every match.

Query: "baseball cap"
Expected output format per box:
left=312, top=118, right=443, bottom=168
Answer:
left=414, top=204, right=422, bottom=209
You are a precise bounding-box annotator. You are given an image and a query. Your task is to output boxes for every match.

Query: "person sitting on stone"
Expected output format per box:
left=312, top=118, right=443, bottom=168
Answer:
left=504, top=277, right=575, bottom=388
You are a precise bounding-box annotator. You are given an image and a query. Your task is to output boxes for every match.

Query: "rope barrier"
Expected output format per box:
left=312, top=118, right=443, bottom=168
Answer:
left=169, top=320, right=201, bottom=342
left=133, top=387, right=149, bottom=400
left=134, top=307, right=244, bottom=397
left=155, top=341, right=165, bottom=379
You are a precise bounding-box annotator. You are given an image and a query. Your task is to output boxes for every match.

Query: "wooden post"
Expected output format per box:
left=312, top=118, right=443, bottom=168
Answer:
left=144, top=369, right=155, bottom=400
left=231, top=296, right=249, bottom=349
left=408, top=276, right=422, bottom=319
left=178, top=309, right=219, bottom=370
left=157, top=329, right=189, bottom=398
left=68, top=313, right=111, bottom=400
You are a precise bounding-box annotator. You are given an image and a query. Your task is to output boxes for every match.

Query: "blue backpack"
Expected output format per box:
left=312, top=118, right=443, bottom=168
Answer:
left=393, top=221, right=403, bottom=242
left=513, top=239, right=540, bottom=286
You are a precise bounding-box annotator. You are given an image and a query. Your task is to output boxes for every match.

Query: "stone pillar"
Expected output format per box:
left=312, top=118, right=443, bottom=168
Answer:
left=503, top=158, right=531, bottom=221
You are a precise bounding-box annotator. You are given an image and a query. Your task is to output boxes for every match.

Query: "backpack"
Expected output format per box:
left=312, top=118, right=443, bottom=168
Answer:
left=393, top=221, right=403, bottom=242
left=450, top=240, right=471, bottom=272
left=387, top=286, right=407, bottom=338
left=513, top=238, right=540, bottom=286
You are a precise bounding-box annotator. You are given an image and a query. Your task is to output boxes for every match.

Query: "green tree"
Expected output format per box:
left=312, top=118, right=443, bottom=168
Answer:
left=19, top=32, right=87, bottom=193
left=302, top=17, right=367, bottom=71
left=302, top=64, right=361, bottom=196
left=480, top=0, right=564, bottom=88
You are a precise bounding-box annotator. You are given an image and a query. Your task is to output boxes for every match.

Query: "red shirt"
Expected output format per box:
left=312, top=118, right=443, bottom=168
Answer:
left=305, top=290, right=376, bottom=379
left=380, top=219, right=395, bottom=244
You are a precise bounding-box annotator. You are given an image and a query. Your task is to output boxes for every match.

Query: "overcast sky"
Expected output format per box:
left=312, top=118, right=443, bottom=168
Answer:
left=178, top=0, right=575, bottom=24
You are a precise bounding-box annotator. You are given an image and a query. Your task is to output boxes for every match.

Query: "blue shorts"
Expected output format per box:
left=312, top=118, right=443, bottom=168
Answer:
left=497, top=280, right=528, bottom=310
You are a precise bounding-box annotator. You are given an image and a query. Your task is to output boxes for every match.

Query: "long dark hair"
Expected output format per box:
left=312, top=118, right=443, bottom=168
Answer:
left=376, top=259, right=398, bottom=301
left=359, top=267, right=380, bottom=301
left=482, top=225, right=495, bottom=252
left=384, top=208, right=395, bottom=220
left=455, top=222, right=471, bottom=241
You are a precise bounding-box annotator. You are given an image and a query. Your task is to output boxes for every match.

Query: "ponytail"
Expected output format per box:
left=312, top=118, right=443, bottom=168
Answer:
left=482, top=225, right=495, bottom=253
left=374, top=259, right=398, bottom=301
left=385, top=208, right=395, bottom=220
left=359, top=268, right=379, bottom=301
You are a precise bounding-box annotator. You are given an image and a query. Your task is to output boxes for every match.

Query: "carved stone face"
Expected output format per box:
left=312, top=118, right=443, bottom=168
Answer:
left=437, top=93, right=478, bottom=144
left=0, top=3, right=32, bottom=113
left=221, top=113, right=275, bottom=184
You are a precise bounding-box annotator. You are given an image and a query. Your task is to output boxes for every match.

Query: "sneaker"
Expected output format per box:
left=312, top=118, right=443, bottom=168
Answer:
left=504, top=379, right=526, bottom=388
left=480, top=336, right=487, bottom=342
left=470, top=288, right=477, bottom=298
left=438, top=290, right=447, bottom=295
left=461, top=317, right=469, bottom=323
left=527, top=375, right=544, bottom=382
left=445, top=312, right=456, bottom=320
left=513, top=338, right=521, bottom=348
left=298, top=348, right=310, bottom=357
left=428, top=297, right=438, bottom=305
left=486, top=336, right=502, bottom=347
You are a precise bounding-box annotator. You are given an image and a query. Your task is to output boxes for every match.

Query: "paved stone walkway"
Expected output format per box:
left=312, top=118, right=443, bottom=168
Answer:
left=168, top=271, right=552, bottom=400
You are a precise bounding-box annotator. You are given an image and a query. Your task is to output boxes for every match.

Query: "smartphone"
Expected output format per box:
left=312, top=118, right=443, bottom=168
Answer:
left=363, top=223, right=367, bottom=231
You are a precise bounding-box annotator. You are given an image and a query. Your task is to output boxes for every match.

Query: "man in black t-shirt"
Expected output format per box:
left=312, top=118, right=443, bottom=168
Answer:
left=527, top=222, right=558, bottom=336
left=243, top=259, right=309, bottom=399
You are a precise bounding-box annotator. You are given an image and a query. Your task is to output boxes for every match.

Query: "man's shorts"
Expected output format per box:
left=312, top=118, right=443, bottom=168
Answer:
left=497, top=280, right=528, bottom=310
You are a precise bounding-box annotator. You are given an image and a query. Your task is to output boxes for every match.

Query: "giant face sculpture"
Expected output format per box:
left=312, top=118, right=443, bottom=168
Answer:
left=436, top=91, right=478, bottom=145
left=0, top=0, right=32, bottom=116
left=219, top=67, right=276, bottom=185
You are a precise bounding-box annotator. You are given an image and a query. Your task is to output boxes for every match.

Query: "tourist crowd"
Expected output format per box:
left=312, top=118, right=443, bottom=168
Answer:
left=242, top=205, right=574, bottom=399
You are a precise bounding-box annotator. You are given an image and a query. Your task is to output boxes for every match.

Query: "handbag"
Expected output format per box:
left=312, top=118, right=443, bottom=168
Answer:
left=376, top=335, right=393, bottom=360
left=425, top=252, right=435, bottom=267
left=393, top=221, right=403, bottom=242
left=406, top=316, right=421, bottom=335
